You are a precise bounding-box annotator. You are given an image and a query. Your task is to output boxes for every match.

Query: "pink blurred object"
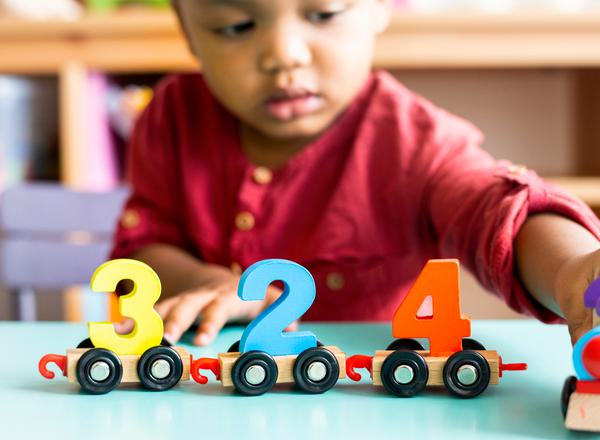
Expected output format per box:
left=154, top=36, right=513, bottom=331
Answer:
left=393, top=0, right=410, bottom=7
left=81, top=73, right=119, bottom=191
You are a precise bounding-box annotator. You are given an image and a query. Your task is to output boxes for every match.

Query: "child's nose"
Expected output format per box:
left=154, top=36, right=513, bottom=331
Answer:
left=258, top=25, right=312, bottom=74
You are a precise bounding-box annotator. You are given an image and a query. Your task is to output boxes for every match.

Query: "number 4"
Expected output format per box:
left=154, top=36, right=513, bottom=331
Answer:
left=391, top=259, right=470, bottom=357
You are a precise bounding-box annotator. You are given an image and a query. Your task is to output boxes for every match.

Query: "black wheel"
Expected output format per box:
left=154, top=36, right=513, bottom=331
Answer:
left=228, top=340, right=240, bottom=353
left=77, top=338, right=94, bottom=348
left=293, top=347, right=339, bottom=394
left=443, top=350, right=491, bottom=398
left=137, top=346, right=184, bottom=391
left=77, top=337, right=171, bottom=348
left=76, top=348, right=123, bottom=394
left=462, top=338, right=486, bottom=351
left=561, top=376, right=577, bottom=419
left=380, top=350, right=429, bottom=397
left=231, top=351, right=278, bottom=396
left=386, top=338, right=425, bottom=351
left=159, top=337, right=173, bottom=347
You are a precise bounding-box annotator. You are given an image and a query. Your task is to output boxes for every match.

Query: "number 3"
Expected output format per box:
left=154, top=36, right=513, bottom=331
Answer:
left=89, top=259, right=163, bottom=355
left=239, top=259, right=317, bottom=356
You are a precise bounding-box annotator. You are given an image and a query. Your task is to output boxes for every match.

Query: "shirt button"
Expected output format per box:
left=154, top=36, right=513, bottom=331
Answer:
left=253, top=166, right=273, bottom=185
left=508, top=164, right=528, bottom=176
left=235, top=212, right=255, bottom=231
left=230, top=262, right=243, bottom=276
left=326, top=272, right=345, bottom=291
left=120, top=209, right=140, bottom=229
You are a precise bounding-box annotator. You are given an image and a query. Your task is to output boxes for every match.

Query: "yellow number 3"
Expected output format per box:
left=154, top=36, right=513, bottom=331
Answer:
left=89, top=259, right=163, bottom=355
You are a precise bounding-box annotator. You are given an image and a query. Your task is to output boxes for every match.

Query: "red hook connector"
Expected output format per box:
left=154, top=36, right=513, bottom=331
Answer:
left=190, top=357, right=221, bottom=384
left=346, top=355, right=374, bottom=381
left=39, top=354, right=67, bottom=379
left=499, top=356, right=528, bottom=378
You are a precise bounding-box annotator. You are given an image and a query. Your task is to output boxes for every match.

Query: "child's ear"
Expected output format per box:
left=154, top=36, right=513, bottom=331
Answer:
left=372, top=0, right=393, bottom=35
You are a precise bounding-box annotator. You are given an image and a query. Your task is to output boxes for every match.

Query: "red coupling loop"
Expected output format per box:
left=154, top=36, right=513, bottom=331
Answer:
left=346, top=355, right=374, bottom=381
left=190, top=357, right=221, bottom=384
left=39, top=354, right=67, bottom=379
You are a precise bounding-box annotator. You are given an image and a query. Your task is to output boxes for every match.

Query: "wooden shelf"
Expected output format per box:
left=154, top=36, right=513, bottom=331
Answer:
left=546, top=177, right=600, bottom=208
left=0, top=8, right=598, bottom=209
left=3, top=9, right=600, bottom=73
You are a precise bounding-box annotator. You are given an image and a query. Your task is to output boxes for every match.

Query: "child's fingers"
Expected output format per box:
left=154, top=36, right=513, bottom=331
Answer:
left=284, top=321, right=299, bottom=332
left=567, top=308, right=594, bottom=345
left=155, top=296, right=177, bottom=319
left=163, top=292, right=215, bottom=343
left=114, top=318, right=135, bottom=334
left=194, top=298, right=231, bottom=346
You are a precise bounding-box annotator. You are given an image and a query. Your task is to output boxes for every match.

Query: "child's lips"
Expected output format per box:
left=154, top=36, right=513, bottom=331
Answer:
left=263, top=92, right=323, bottom=121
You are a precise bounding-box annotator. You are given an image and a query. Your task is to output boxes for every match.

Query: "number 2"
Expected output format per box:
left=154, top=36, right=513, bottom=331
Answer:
left=392, top=259, right=470, bottom=357
left=239, top=259, right=317, bottom=356
left=89, top=259, right=163, bottom=355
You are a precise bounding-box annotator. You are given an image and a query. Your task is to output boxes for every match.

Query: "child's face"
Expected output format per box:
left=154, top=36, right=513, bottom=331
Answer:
left=175, top=0, right=391, bottom=143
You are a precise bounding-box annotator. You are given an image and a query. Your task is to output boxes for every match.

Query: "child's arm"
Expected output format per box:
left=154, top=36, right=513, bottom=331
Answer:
left=130, top=243, right=287, bottom=345
left=408, top=96, right=600, bottom=332
left=515, top=214, right=600, bottom=343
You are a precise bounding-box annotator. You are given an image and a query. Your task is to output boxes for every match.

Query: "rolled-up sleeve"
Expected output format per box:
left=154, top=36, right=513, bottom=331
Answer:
left=420, top=107, right=600, bottom=323
left=111, top=78, right=189, bottom=259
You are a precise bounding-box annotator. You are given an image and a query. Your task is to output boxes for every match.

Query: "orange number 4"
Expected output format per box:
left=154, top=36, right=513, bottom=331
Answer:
left=392, top=259, right=471, bottom=357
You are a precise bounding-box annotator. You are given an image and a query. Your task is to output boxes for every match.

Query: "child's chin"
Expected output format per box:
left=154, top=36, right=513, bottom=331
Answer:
left=258, top=115, right=331, bottom=140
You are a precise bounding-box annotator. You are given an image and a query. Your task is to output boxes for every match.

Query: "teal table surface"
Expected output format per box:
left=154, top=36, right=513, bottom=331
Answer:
left=0, top=321, right=592, bottom=439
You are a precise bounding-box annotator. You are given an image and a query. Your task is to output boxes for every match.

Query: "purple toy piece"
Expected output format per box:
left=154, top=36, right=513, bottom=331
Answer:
left=584, top=278, right=600, bottom=315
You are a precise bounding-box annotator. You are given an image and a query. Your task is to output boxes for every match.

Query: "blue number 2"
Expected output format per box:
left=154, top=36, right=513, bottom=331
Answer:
left=239, top=259, right=317, bottom=356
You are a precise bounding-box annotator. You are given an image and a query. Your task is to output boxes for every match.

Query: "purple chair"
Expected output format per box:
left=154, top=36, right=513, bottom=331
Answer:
left=0, top=183, right=129, bottom=321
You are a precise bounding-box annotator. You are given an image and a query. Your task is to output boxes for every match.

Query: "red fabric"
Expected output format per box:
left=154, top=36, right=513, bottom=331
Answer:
left=111, top=70, right=600, bottom=323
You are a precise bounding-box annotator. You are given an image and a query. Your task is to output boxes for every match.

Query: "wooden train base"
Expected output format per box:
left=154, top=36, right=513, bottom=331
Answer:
left=347, top=341, right=525, bottom=398
left=563, top=379, right=600, bottom=431
left=194, top=346, right=346, bottom=396
left=562, top=294, right=600, bottom=433
left=373, top=349, right=499, bottom=392
left=40, top=343, right=192, bottom=394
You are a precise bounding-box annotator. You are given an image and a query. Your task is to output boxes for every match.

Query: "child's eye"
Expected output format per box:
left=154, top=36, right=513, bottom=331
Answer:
left=307, top=9, right=345, bottom=24
left=213, top=20, right=255, bottom=38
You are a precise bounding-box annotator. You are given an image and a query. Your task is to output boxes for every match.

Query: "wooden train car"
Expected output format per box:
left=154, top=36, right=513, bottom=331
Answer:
left=40, top=340, right=192, bottom=394
left=562, top=278, right=600, bottom=432
left=193, top=344, right=346, bottom=395
left=345, top=260, right=527, bottom=398
left=347, top=339, right=525, bottom=398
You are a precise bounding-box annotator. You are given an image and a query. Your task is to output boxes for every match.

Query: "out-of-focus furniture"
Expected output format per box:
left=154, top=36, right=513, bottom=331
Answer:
left=0, top=9, right=597, bottom=206
left=0, top=183, right=128, bottom=320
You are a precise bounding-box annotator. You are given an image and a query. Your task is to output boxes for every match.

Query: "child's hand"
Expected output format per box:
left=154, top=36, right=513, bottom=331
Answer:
left=154, top=264, right=293, bottom=346
left=555, top=248, right=600, bottom=345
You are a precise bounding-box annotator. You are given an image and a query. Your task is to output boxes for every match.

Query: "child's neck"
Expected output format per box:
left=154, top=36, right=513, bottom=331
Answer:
left=240, top=124, right=318, bottom=169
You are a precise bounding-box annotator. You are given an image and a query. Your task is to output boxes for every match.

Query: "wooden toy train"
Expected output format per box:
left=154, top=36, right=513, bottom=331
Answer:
left=561, top=279, right=600, bottom=432
left=39, top=258, right=526, bottom=397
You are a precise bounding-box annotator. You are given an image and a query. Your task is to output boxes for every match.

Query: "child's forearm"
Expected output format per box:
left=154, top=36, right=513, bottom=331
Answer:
left=515, top=213, right=600, bottom=317
left=129, top=243, right=226, bottom=300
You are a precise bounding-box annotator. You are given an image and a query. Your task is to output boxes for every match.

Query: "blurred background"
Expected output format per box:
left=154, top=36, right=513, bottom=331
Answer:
left=0, top=0, right=599, bottom=322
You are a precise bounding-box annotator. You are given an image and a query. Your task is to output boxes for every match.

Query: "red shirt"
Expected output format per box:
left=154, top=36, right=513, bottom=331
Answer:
left=112, top=70, right=600, bottom=323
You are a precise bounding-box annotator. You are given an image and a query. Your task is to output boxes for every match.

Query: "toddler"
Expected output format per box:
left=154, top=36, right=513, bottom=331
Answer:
left=111, top=0, right=600, bottom=346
